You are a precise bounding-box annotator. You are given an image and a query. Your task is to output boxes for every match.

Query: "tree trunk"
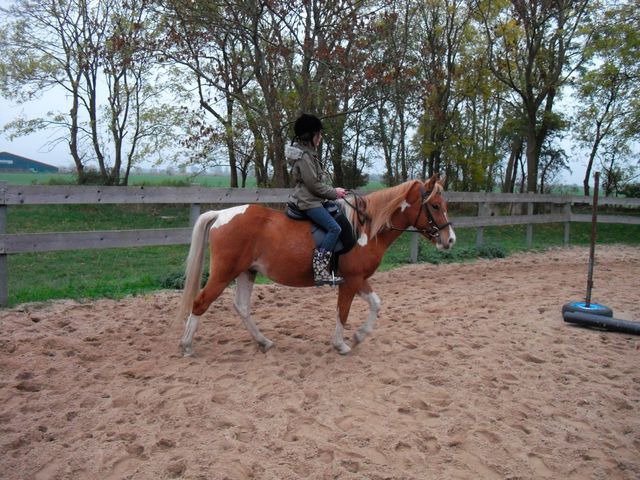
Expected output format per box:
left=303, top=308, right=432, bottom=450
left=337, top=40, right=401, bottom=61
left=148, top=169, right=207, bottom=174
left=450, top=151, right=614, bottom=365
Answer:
left=69, top=86, right=85, bottom=183
left=503, top=136, right=523, bottom=193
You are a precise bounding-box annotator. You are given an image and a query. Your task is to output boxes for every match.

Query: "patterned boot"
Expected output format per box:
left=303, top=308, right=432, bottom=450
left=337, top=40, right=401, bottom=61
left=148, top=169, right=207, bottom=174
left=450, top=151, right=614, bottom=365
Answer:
left=312, top=249, right=344, bottom=286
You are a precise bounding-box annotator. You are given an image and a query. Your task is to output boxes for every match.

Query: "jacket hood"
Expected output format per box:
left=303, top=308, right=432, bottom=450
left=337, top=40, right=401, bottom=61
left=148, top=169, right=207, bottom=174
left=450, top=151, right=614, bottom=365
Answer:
left=285, top=144, right=305, bottom=166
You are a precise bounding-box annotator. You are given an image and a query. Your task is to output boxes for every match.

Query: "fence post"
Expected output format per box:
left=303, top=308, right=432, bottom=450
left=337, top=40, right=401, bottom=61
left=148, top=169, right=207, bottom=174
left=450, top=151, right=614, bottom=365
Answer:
left=0, top=182, right=7, bottom=307
left=409, top=233, right=419, bottom=263
left=476, top=202, right=489, bottom=248
left=563, top=202, right=571, bottom=246
left=190, top=203, right=201, bottom=227
left=526, top=202, right=534, bottom=248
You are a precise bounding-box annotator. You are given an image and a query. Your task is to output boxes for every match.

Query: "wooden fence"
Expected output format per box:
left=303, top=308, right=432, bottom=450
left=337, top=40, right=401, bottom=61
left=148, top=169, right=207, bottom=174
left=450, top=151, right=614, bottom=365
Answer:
left=1, top=182, right=639, bottom=307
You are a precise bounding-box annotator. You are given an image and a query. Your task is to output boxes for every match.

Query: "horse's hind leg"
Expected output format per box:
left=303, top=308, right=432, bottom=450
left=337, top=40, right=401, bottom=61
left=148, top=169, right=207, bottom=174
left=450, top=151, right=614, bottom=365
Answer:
left=352, top=281, right=381, bottom=345
left=180, top=278, right=228, bottom=357
left=234, top=271, right=274, bottom=352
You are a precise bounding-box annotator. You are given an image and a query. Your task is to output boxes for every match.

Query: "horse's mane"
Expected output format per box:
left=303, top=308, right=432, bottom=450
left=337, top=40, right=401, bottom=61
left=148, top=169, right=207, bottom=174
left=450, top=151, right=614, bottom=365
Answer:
left=340, top=180, right=426, bottom=240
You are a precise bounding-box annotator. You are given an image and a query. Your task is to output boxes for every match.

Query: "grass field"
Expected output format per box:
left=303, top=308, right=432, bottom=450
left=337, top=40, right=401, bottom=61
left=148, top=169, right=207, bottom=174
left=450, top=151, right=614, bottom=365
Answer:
left=0, top=171, right=387, bottom=189
left=1, top=172, right=638, bottom=307
left=0, top=172, right=255, bottom=187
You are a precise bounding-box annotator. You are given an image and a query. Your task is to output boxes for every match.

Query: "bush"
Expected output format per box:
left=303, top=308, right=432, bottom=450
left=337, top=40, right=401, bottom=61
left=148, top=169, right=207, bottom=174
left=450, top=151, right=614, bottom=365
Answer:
left=159, top=271, right=186, bottom=289
left=159, top=270, right=209, bottom=290
left=133, top=179, right=192, bottom=187
left=419, top=244, right=506, bottom=264
left=621, top=183, right=640, bottom=198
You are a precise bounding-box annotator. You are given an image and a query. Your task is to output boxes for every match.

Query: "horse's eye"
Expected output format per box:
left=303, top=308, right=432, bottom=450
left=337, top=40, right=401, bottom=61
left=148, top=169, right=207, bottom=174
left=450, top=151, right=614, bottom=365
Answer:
left=431, top=204, right=440, bottom=211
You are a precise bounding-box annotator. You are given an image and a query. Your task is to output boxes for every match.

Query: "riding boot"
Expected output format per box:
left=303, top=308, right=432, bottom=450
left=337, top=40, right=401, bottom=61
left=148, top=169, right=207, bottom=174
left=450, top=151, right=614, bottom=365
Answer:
left=312, top=249, right=344, bottom=286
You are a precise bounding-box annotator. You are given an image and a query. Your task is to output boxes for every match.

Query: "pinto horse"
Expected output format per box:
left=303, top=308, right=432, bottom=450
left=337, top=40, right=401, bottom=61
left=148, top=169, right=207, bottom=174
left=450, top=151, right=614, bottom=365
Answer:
left=177, top=175, right=455, bottom=355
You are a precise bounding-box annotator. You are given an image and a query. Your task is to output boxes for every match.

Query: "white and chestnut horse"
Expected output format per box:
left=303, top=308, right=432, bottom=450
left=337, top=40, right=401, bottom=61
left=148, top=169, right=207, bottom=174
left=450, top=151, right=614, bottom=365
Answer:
left=177, top=175, right=455, bottom=355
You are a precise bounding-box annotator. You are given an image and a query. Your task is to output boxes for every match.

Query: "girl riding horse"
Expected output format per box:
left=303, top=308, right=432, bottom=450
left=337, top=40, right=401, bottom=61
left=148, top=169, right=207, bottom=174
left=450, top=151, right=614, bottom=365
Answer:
left=286, top=113, right=347, bottom=286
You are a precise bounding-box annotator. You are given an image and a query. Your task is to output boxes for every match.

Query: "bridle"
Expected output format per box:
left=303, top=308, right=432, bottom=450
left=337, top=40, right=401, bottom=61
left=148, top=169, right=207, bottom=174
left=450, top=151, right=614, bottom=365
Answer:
left=344, top=186, right=452, bottom=240
left=389, top=186, right=452, bottom=240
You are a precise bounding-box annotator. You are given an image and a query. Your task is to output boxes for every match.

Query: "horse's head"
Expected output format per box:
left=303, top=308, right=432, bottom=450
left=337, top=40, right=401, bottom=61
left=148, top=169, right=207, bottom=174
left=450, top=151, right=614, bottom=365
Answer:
left=410, top=175, right=456, bottom=251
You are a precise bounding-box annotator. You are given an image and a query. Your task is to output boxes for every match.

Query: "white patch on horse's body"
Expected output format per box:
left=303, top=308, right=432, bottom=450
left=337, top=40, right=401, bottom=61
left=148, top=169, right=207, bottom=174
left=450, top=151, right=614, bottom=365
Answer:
left=353, top=292, right=381, bottom=344
left=180, top=313, right=200, bottom=356
left=399, top=200, right=411, bottom=212
left=211, top=205, right=250, bottom=229
left=332, top=317, right=351, bottom=355
left=357, top=233, right=368, bottom=246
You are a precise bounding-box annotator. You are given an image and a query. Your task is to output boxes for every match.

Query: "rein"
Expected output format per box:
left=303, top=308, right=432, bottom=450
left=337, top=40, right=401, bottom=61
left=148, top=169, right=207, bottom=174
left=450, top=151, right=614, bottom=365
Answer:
left=342, top=192, right=371, bottom=227
left=389, top=186, right=452, bottom=239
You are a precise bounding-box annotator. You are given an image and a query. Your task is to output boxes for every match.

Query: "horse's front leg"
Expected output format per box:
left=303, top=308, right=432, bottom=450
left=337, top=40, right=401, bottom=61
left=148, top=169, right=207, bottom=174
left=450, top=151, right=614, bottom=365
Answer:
left=234, top=271, right=274, bottom=352
left=333, top=284, right=359, bottom=355
left=352, top=280, right=381, bottom=345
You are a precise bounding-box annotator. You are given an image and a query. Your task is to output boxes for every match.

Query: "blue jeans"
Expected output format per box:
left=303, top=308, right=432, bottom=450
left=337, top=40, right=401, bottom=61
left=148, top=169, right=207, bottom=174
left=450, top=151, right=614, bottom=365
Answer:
left=305, top=206, right=342, bottom=252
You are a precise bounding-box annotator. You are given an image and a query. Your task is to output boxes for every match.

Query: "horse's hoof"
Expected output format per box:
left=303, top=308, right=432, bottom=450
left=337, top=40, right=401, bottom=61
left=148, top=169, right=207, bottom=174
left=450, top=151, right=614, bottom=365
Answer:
left=353, top=331, right=365, bottom=345
left=181, top=343, right=194, bottom=357
left=259, top=340, right=274, bottom=353
left=333, top=342, right=352, bottom=355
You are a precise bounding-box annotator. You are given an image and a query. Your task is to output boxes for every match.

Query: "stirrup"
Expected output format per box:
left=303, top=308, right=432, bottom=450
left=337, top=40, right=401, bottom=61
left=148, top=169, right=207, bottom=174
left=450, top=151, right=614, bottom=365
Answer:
left=314, top=272, right=345, bottom=287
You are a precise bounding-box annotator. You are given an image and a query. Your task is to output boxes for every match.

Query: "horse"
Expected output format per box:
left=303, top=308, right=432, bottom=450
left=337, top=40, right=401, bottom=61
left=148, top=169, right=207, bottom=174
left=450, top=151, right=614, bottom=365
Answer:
left=177, top=175, right=456, bottom=356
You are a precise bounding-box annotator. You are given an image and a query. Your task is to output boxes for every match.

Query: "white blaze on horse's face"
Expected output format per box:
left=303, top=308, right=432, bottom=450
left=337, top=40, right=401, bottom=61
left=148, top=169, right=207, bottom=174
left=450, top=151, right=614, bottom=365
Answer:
left=211, top=205, right=250, bottom=229
left=435, top=213, right=456, bottom=251
left=445, top=214, right=456, bottom=245
left=399, top=200, right=411, bottom=212
left=357, top=233, right=368, bottom=246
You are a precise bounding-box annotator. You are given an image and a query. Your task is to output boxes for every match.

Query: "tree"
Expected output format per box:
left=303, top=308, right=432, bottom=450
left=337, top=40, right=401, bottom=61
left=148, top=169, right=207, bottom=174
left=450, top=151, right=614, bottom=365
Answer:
left=1, top=0, right=178, bottom=185
left=477, top=0, right=590, bottom=192
left=0, top=0, right=98, bottom=182
left=415, top=0, right=472, bottom=180
left=361, top=3, right=420, bottom=186
left=574, top=0, right=640, bottom=196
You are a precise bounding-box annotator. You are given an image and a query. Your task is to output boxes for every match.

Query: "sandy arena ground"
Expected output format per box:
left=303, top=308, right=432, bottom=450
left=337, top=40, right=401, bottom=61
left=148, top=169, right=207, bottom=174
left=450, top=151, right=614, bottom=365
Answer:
left=1, top=245, right=639, bottom=480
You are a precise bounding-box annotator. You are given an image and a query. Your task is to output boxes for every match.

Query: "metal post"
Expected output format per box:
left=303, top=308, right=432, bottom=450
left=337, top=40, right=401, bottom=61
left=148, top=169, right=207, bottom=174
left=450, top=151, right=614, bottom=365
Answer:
left=0, top=181, right=7, bottom=307
left=585, top=172, right=600, bottom=307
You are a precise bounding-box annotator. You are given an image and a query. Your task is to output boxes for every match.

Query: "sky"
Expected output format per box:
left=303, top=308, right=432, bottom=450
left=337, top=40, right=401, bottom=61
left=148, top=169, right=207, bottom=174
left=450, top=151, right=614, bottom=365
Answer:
left=0, top=96, right=74, bottom=168
left=1, top=85, right=596, bottom=186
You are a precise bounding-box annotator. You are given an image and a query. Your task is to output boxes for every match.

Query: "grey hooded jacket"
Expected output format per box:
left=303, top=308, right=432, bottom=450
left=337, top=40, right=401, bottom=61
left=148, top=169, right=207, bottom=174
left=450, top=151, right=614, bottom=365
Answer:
left=286, top=142, right=338, bottom=210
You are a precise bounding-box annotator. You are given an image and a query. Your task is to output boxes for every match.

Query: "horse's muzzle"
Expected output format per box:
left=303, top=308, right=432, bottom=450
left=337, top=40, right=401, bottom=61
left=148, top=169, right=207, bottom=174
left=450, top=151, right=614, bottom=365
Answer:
left=436, top=227, right=456, bottom=251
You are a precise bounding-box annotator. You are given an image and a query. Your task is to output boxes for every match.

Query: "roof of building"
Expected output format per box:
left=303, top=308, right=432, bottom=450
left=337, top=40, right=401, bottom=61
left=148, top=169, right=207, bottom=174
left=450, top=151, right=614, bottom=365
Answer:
left=0, top=151, right=59, bottom=172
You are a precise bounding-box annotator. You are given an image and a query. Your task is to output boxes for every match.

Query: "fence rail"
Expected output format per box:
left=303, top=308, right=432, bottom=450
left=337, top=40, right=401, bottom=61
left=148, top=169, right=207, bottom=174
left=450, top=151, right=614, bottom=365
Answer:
left=1, top=183, right=639, bottom=306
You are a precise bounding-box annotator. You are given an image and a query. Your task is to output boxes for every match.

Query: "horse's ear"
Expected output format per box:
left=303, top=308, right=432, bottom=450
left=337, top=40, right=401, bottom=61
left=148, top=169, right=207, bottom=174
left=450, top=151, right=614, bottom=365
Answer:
left=438, top=175, right=447, bottom=188
left=424, top=174, right=437, bottom=192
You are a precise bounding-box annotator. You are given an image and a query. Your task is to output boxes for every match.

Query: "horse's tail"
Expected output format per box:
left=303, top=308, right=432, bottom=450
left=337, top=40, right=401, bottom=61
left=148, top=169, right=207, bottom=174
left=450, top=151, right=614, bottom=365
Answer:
left=176, top=210, right=219, bottom=325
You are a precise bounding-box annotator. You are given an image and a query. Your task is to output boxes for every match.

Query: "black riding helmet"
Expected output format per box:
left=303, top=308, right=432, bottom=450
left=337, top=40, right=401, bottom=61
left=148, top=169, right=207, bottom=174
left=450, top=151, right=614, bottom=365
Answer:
left=294, top=113, right=323, bottom=142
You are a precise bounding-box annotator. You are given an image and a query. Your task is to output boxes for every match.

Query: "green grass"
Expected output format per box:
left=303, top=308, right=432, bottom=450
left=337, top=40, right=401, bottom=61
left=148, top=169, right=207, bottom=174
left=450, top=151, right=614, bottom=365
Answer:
left=0, top=172, right=256, bottom=187
left=5, top=202, right=640, bottom=307
left=9, top=246, right=191, bottom=306
left=2, top=173, right=639, bottom=307
left=7, top=204, right=191, bottom=233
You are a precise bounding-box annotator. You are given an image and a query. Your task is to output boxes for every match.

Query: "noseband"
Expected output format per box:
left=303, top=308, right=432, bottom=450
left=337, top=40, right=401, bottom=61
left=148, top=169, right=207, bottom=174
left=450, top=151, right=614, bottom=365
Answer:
left=391, top=186, right=452, bottom=239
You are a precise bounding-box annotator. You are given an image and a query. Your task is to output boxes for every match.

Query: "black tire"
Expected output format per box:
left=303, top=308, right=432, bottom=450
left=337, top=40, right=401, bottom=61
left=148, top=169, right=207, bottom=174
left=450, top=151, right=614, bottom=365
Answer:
left=562, top=301, right=613, bottom=318
left=563, top=311, right=640, bottom=335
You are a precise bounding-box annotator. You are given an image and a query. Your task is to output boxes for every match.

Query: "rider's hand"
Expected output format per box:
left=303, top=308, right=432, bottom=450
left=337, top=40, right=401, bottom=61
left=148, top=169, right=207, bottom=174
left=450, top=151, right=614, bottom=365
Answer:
left=335, top=187, right=347, bottom=198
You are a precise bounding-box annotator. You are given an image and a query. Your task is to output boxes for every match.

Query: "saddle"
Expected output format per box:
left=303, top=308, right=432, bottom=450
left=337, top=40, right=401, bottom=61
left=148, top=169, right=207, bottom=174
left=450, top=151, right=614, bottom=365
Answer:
left=286, top=201, right=356, bottom=256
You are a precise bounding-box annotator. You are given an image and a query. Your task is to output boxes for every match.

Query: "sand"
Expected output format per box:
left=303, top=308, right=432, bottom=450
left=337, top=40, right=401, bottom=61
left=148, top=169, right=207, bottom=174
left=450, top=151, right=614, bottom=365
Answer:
left=1, top=245, right=639, bottom=480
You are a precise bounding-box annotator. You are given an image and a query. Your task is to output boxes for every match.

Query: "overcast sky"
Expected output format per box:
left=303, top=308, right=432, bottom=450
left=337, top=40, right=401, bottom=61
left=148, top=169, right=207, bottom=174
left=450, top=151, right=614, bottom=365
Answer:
left=0, top=95, right=73, bottom=168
